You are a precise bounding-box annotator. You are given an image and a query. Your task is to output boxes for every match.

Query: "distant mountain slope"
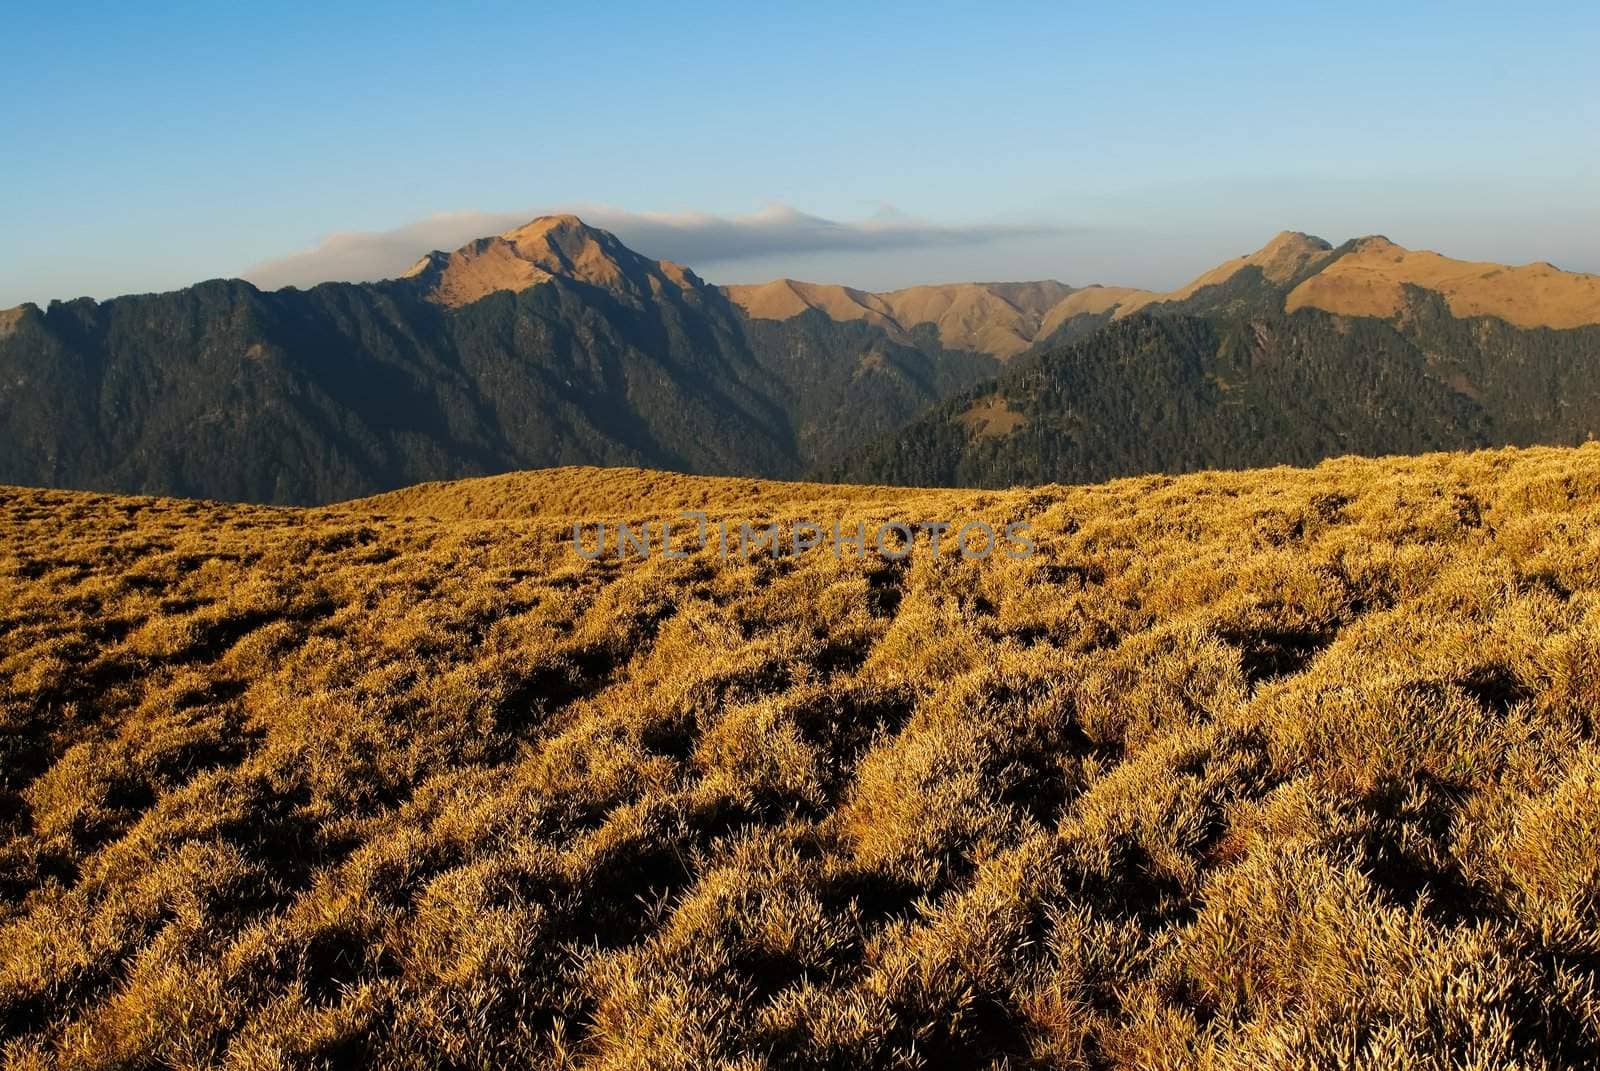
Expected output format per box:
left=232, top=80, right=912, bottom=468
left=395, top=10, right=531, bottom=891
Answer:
left=0, top=277, right=765, bottom=503
left=834, top=234, right=1600, bottom=488
left=1084, top=230, right=1338, bottom=322
left=1031, top=231, right=1600, bottom=344
left=0, top=218, right=996, bottom=503
left=721, top=232, right=1341, bottom=361
left=726, top=229, right=1600, bottom=364
left=1285, top=236, right=1600, bottom=328
left=724, top=278, right=1077, bottom=358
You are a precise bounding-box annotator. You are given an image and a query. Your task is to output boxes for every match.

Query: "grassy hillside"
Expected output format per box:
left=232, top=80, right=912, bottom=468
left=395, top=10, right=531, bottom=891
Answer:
left=345, top=465, right=954, bottom=519
left=3, top=446, right=1600, bottom=1067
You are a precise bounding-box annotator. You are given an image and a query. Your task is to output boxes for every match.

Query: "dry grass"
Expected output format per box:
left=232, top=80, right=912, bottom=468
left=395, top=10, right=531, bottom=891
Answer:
left=957, top=396, right=1028, bottom=439
left=343, top=467, right=946, bottom=520
left=1285, top=236, right=1600, bottom=330
left=3, top=445, right=1600, bottom=1068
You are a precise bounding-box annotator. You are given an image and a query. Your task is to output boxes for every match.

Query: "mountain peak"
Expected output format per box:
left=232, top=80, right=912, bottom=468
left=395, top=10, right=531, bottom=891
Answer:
left=1349, top=234, right=1401, bottom=254
left=1245, top=230, right=1334, bottom=280
left=404, top=215, right=701, bottom=308
left=1262, top=230, right=1333, bottom=256
left=506, top=212, right=585, bottom=232
left=499, top=214, right=600, bottom=248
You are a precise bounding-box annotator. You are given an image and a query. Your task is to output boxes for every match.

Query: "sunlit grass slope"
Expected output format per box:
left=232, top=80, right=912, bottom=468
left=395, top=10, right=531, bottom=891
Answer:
left=3, top=446, right=1600, bottom=1068
left=344, top=465, right=937, bottom=519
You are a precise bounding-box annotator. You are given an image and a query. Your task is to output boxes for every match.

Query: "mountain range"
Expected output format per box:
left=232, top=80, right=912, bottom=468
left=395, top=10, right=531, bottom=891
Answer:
left=2, top=215, right=1597, bottom=503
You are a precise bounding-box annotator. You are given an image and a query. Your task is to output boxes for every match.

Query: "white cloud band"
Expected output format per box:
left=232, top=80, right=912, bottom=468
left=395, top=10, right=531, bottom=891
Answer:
left=240, top=204, right=1064, bottom=291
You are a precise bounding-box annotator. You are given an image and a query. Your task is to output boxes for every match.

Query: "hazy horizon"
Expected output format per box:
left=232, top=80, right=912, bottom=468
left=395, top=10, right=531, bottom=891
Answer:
left=3, top=2, right=1597, bottom=307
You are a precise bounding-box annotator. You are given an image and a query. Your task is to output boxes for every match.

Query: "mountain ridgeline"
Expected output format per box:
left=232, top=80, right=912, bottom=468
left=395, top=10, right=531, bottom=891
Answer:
left=2, top=219, right=1598, bottom=502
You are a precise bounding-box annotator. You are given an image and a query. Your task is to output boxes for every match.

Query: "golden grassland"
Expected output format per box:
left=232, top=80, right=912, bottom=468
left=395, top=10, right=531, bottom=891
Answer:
left=3, top=446, right=1600, bottom=1068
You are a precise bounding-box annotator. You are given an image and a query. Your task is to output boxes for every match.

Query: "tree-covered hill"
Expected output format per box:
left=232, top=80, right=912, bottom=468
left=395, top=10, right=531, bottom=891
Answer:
left=834, top=285, right=1600, bottom=489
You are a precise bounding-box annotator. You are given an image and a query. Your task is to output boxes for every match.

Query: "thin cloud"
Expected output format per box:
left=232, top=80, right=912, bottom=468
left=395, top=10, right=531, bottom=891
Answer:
left=240, top=204, right=1066, bottom=291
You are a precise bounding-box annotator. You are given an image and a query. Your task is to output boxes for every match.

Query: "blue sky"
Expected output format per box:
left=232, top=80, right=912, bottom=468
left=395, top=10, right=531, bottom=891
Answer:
left=3, top=1, right=1596, bottom=306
